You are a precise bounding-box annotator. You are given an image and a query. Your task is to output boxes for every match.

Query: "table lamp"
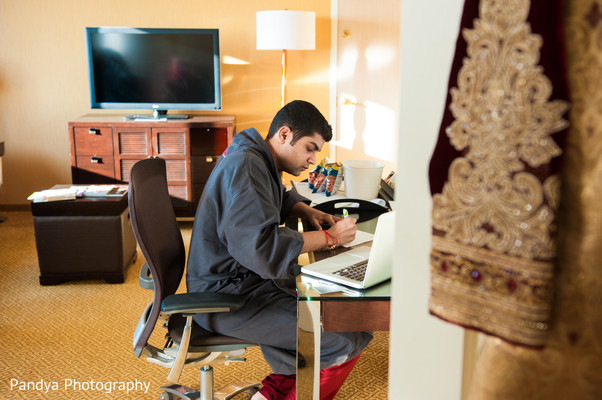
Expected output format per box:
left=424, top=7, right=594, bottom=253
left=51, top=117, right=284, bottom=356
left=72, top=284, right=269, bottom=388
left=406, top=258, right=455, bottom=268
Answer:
left=256, top=10, right=316, bottom=107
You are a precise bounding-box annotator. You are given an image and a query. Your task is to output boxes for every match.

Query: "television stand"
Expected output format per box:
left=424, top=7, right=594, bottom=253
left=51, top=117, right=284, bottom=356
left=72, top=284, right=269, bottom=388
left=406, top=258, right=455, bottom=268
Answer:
left=124, top=110, right=189, bottom=121
left=68, top=114, right=236, bottom=217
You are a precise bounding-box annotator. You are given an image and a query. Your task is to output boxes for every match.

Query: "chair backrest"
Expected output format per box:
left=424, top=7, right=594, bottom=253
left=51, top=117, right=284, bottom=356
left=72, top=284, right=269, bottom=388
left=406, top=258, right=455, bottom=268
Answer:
left=129, top=157, right=186, bottom=355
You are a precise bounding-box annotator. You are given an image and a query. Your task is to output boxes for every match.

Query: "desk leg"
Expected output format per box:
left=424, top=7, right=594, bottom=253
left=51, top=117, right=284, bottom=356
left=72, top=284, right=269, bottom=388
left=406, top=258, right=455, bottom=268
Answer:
left=297, top=299, right=321, bottom=400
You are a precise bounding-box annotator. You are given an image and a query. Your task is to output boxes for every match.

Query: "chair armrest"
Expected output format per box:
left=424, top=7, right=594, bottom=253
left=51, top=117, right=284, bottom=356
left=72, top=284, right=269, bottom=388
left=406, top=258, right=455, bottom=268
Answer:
left=138, top=262, right=154, bottom=291
left=161, top=292, right=246, bottom=316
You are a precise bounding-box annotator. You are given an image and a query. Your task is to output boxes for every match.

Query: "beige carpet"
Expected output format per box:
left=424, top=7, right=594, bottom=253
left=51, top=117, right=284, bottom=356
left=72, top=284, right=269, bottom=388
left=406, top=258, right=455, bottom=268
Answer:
left=0, top=211, right=388, bottom=399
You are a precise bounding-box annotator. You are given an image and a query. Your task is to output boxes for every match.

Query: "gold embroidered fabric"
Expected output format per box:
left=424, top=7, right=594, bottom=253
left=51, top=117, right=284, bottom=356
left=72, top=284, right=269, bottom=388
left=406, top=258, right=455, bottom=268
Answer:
left=429, top=0, right=568, bottom=346
left=468, top=0, right=602, bottom=397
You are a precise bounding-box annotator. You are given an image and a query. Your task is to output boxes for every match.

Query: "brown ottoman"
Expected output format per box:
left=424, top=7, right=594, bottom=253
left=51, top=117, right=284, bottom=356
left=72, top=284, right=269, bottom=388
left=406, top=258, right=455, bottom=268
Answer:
left=31, top=190, right=137, bottom=285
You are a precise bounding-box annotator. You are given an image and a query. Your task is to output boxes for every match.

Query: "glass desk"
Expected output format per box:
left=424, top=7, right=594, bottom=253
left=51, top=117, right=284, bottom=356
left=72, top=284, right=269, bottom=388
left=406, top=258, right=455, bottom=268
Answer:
left=295, top=252, right=391, bottom=399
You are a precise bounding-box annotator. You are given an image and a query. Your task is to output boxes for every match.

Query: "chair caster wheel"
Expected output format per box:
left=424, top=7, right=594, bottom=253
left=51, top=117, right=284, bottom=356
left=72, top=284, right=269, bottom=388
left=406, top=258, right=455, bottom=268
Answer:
left=160, top=392, right=174, bottom=400
left=248, top=386, right=259, bottom=399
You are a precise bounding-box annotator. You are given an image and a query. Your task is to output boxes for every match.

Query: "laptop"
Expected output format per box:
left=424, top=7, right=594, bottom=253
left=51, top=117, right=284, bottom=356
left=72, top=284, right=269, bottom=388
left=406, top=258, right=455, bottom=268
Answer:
left=301, top=211, right=395, bottom=289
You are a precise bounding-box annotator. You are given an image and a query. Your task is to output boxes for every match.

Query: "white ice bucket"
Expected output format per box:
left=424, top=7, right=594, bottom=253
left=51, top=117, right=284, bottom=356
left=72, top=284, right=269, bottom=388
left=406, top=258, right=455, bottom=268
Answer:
left=342, top=160, right=384, bottom=200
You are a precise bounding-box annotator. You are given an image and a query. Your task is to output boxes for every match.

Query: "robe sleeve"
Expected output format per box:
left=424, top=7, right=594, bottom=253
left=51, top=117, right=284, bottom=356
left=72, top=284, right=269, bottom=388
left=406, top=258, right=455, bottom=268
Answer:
left=280, top=187, right=310, bottom=223
left=218, top=169, right=304, bottom=280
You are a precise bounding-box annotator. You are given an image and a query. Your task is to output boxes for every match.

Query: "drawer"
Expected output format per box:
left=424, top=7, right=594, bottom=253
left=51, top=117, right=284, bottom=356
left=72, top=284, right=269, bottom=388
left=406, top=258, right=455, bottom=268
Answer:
left=191, top=155, right=219, bottom=183
left=118, top=158, right=187, bottom=183
left=165, top=159, right=187, bottom=182
left=155, top=130, right=188, bottom=156
left=74, top=127, right=113, bottom=154
left=73, top=155, right=115, bottom=183
left=191, top=183, right=207, bottom=205
left=117, top=158, right=140, bottom=182
left=190, top=128, right=228, bottom=155
left=168, top=185, right=189, bottom=207
left=116, top=129, right=151, bottom=156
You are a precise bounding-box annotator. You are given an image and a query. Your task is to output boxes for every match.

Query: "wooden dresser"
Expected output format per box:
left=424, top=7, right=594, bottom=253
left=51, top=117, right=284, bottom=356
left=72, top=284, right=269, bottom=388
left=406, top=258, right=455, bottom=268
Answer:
left=68, top=115, right=235, bottom=217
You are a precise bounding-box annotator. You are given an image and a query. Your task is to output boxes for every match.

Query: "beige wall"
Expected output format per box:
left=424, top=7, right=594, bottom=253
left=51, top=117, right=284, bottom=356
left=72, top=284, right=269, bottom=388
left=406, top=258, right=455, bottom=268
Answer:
left=0, top=0, right=331, bottom=205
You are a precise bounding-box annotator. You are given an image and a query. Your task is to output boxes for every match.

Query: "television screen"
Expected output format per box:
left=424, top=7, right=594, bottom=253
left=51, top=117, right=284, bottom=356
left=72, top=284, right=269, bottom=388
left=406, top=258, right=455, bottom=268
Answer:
left=85, top=27, right=221, bottom=117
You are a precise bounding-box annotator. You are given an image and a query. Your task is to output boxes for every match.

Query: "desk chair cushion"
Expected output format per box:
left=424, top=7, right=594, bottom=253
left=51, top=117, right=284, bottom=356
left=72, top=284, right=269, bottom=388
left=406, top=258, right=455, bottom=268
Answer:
left=168, top=315, right=253, bottom=347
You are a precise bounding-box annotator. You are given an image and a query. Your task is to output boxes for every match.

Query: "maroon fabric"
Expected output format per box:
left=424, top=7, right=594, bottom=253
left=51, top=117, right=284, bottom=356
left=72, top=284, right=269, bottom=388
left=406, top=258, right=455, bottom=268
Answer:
left=427, top=0, right=570, bottom=347
left=258, top=353, right=362, bottom=400
left=428, top=0, right=569, bottom=195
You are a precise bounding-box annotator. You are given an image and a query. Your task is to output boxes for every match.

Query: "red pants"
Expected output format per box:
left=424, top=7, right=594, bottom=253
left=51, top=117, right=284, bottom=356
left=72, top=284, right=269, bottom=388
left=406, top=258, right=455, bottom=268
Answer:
left=258, top=353, right=362, bottom=400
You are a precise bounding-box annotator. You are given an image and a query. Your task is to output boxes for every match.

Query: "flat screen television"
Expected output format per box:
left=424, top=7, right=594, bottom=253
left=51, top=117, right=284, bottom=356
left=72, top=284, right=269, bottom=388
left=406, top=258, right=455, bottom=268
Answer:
left=85, top=27, right=221, bottom=119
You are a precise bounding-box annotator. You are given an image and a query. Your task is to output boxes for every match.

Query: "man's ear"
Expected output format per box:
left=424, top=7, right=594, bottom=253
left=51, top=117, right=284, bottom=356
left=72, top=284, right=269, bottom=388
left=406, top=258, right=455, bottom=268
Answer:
left=277, top=126, right=291, bottom=144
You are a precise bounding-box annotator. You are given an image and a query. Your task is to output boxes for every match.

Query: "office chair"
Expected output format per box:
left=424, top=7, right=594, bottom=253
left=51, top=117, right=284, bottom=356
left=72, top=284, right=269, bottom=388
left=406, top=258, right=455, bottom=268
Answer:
left=129, top=157, right=260, bottom=400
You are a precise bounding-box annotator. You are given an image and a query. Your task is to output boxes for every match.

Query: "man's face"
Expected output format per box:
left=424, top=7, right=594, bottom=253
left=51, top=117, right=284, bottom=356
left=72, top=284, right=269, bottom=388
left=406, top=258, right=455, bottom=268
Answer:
left=279, top=130, right=325, bottom=176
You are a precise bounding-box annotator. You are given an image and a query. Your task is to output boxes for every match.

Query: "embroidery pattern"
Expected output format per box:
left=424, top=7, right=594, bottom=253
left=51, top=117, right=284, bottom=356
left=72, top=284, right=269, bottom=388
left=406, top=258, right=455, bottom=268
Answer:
left=429, top=0, right=569, bottom=346
left=432, top=0, right=568, bottom=259
left=468, top=1, right=602, bottom=397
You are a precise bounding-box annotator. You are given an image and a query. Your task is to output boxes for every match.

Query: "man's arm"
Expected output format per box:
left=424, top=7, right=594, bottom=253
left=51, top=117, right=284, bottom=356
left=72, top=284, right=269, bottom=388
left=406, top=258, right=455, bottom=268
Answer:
left=300, top=217, right=357, bottom=253
left=290, top=202, right=358, bottom=253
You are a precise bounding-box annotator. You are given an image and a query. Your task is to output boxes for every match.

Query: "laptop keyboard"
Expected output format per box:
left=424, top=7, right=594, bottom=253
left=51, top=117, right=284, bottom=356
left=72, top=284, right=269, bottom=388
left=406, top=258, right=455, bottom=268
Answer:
left=333, top=260, right=369, bottom=282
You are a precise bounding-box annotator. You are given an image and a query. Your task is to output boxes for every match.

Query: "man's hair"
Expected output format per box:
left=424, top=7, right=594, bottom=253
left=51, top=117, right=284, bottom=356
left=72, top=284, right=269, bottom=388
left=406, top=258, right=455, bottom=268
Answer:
left=267, top=100, right=333, bottom=144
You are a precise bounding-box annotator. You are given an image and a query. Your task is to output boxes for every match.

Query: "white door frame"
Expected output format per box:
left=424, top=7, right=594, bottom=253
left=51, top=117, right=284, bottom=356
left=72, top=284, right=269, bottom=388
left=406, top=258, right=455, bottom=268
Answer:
left=329, top=0, right=340, bottom=162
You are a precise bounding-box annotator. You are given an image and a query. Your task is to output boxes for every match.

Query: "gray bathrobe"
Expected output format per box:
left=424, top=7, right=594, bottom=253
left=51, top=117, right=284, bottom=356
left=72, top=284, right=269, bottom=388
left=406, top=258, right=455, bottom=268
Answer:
left=186, top=128, right=372, bottom=375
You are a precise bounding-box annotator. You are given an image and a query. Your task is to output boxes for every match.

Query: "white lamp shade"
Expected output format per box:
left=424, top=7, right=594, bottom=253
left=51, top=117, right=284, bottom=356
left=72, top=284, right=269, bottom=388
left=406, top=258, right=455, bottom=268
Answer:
left=256, top=10, right=316, bottom=50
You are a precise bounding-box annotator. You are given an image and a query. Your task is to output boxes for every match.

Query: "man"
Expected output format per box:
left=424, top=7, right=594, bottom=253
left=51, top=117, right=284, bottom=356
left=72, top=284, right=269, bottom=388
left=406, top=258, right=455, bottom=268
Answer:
left=186, top=100, right=373, bottom=400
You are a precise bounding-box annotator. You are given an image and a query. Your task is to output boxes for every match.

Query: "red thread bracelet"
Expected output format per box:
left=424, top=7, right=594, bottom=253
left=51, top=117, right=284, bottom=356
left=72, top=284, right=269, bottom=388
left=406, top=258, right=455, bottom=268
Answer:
left=324, top=231, right=338, bottom=250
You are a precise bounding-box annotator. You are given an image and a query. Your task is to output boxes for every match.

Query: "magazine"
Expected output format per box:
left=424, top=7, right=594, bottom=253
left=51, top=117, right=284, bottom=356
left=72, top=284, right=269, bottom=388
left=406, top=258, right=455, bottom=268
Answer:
left=81, top=185, right=128, bottom=198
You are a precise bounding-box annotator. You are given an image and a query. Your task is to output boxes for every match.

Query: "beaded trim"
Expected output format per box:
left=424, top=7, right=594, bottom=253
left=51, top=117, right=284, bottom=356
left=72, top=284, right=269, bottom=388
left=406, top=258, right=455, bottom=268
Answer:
left=430, top=237, right=554, bottom=345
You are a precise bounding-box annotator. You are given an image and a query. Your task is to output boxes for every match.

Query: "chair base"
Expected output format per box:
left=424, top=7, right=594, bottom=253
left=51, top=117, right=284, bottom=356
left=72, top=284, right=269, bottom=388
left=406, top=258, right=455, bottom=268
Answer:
left=160, top=382, right=260, bottom=400
left=160, top=384, right=198, bottom=400
left=215, top=381, right=260, bottom=400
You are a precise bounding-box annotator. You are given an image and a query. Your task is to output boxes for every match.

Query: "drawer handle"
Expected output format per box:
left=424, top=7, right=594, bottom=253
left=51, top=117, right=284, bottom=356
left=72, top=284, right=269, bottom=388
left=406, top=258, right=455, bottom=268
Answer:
left=88, top=128, right=99, bottom=135
left=90, top=156, right=101, bottom=164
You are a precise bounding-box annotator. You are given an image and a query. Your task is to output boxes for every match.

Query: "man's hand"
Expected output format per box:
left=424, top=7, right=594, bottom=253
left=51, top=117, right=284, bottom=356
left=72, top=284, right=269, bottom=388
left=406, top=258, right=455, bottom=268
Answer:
left=293, top=202, right=357, bottom=252
left=305, top=207, right=340, bottom=231
left=300, top=213, right=357, bottom=253
left=290, top=202, right=340, bottom=231
left=327, top=217, right=357, bottom=247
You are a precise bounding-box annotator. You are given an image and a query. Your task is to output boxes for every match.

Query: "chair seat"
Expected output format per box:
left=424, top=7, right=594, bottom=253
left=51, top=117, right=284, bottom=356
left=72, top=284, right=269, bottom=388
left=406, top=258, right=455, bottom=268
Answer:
left=168, top=313, right=254, bottom=347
